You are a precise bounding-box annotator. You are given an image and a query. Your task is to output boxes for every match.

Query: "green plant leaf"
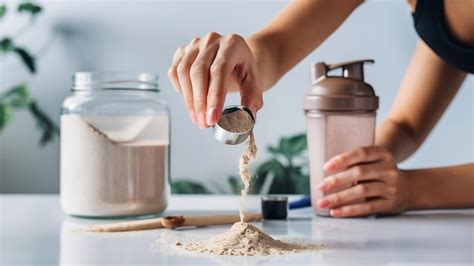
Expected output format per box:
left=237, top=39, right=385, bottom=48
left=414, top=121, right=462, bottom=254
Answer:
left=268, top=137, right=293, bottom=162
left=248, top=174, right=262, bottom=194
left=249, top=172, right=266, bottom=195
left=267, top=146, right=279, bottom=156
left=291, top=171, right=310, bottom=194
left=28, top=101, right=59, bottom=145
left=171, top=180, right=211, bottom=194
left=286, top=165, right=309, bottom=194
left=257, top=158, right=286, bottom=177
left=286, top=133, right=307, bottom=158
left=13, top=47, right=36, bottom=73
left=17, top=2, right=42, bottom=16
left=269, top=170, right=296, bottom=194
left=0, top=102, right=14, bottom=131
left=277, top=137, right=292, bottom=157
left=0, top=38, right=13, bottom=53
left=227, top=176, right=242, bottom=195
left=229, top=132, right=309, bottom=194
left=268, top=134, right=308, bottom=163
left=0, top=5, right=7, bottom=19
left=252, top=158, right=286, bottom=194
left=5, top=84, right=31, bottom=107
left=260, top=133, right=309, bottom=194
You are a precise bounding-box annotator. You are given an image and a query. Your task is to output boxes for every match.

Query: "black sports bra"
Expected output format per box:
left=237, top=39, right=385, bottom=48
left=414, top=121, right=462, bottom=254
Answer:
left=413, top=0, right=474, bottom=73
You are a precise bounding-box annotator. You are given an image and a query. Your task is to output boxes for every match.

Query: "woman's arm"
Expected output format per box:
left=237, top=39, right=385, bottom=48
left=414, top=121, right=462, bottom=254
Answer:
left=316, top=41, right=472, bottom=216
left=376, top=41, right=467, bottom=162
left=246, top=0, right=363, bottom=91
left=168, top=0, right=363, bottom=127
left=406, top=164, right=474, bottom=210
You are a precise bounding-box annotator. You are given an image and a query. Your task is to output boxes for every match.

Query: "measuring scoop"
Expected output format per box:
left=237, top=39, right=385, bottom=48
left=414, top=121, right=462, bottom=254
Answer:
left=213, top=105, right=255, bottom=145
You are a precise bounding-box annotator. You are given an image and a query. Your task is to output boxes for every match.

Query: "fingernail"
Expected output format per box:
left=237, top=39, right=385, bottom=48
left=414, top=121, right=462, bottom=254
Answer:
left=251, top=106, right=257, bottom=120
left=318, top=198, right=329, bottom=208
left=318, top=182, right=328, bottom=191
left=198, top=112, right=207, bottom=129
left=206, top=107, right=217, bottom=125
left=330, top=209, right=342, bottom=217
left=190, top=111, right=197, bottom=124
left=323, top=161, right=336, bottom=171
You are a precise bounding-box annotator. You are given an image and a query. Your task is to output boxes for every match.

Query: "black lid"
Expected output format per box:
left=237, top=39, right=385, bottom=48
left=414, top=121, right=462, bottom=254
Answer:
left=261, top=196, right=288, bottom=220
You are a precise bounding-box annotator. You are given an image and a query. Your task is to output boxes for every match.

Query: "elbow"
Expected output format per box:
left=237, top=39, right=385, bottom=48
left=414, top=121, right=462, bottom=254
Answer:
left=387, top=117, right=424, bottom=149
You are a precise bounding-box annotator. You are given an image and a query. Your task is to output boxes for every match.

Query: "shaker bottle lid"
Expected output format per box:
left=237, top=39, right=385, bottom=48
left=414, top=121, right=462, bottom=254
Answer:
left=304, top=59, right=379, bottom=112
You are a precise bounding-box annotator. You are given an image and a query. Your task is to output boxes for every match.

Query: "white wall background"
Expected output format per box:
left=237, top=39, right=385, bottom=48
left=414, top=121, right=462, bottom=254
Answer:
left=0, top=0, right=472, bottom=193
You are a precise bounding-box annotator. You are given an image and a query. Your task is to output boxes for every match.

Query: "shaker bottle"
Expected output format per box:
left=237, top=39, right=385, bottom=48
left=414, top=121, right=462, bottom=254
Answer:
left=304, top=60, right=379, bottom=216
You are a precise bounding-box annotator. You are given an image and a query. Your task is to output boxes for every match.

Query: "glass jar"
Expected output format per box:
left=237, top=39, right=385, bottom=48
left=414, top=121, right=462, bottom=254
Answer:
left=60, top=72, right=170, bottom=217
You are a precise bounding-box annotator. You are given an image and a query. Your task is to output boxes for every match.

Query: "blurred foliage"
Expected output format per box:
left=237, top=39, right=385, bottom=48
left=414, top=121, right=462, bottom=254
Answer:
left=29, top=101, right=59, bottom=145
left=0, top=1, right=58, bottom=146
left=171, top=133, right=310, bottom=194
left=0, top=5, right=7, bottom=19
left=171, top=180, right=212, bottom=194
left=13, top=45, right=36, bottom=72
left=17, top=1, right=42, bottom=16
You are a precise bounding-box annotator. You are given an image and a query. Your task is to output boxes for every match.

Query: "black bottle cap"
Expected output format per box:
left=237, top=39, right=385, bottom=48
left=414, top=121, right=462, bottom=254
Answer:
left=261, top=196, right=288, bottom=220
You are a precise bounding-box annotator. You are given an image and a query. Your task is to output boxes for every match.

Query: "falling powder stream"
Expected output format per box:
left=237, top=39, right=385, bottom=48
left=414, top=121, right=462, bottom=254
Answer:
left=174, top=111, right=327, bottom=256
left=238, top=132, right=257, bottom=222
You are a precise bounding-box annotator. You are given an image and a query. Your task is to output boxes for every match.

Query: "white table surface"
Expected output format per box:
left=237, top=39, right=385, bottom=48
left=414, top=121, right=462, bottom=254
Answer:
left=1, top=194, right=473, bottom=265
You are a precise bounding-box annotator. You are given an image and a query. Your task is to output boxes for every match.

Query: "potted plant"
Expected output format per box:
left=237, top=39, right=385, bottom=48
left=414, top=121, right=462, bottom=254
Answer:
left=171, top=132, right=310, bottom=195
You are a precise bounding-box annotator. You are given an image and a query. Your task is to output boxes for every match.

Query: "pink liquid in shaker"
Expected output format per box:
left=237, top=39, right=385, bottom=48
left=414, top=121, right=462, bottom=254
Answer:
left=307, top=113, right=375, bottom=216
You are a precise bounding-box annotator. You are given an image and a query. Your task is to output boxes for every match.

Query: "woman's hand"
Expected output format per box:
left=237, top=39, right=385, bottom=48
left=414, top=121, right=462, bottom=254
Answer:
left=317, top=146, right=410, bottom=217
left=168, top=32, right=263, bottom=129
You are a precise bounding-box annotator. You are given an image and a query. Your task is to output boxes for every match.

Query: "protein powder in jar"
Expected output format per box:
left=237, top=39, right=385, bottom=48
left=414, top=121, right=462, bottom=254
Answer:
left=60, top=71, right=170, bottom=217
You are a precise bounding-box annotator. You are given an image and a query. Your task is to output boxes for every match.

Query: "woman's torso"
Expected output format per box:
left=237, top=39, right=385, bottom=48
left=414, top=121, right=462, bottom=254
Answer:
left=407, top=0, right=474, bottom=73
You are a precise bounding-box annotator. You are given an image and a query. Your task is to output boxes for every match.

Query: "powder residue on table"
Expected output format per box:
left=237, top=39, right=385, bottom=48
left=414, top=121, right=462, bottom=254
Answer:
left=178, top=222, right=326, bottom=256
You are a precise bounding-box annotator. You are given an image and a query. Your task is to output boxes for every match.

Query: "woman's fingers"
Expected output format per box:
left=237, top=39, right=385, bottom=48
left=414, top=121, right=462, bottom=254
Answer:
left=324, top=146, right=392, bottom=172
left=168, top=47, right=185, bottom=94
left=318, top=182, right=388, bottom=209
left=190, top=33, right=221, bottom=128
left=190, top=54, right=211, bottom=128
left=176, top=38, right=200, bottom=124
left=169, top=33, right=262, bottom=127
left=206, top=55, right=231, bottom=125
left=330, top=199, right=391, bottom=218
left=240, top=69, right=263, bottom=119
left=319, top=161, right=392, bottom=192
left=233, top=38, right=263, bottom=118
left=206, top=35, right=244, bottom=125
left=316, top=146, right=408, bottom=217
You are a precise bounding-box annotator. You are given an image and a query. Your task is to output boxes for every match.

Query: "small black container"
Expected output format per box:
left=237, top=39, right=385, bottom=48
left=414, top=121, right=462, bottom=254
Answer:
left=261, top=196, right=288, bottom=220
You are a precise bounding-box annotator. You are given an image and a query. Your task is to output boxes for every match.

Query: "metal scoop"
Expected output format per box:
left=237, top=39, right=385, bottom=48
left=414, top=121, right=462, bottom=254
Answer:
left=213, top=105, right=255, bottom=145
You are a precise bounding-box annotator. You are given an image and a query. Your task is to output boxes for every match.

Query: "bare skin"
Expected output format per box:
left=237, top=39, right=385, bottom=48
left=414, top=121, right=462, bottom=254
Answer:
left=168, top=0, right=362, bottom=127
left=168, top=0, right=474, bottom=216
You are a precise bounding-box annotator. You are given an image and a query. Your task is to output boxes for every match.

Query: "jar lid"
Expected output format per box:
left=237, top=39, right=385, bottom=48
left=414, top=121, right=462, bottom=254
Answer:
left=73, top=71, right=159, bottom=91
left=304, top=60, right=379, bottom=112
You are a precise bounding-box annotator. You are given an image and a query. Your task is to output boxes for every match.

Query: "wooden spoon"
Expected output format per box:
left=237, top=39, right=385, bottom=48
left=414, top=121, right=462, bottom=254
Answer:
left=83, top=213, right=262, bottom=232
